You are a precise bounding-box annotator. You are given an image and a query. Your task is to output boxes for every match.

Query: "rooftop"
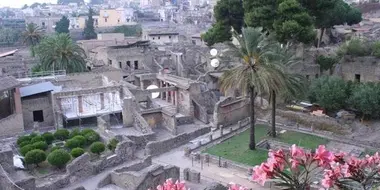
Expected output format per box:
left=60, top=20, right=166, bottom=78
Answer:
left=20, top=82, right=58, bottom=98
left=0, top=76, right=20, bottom=91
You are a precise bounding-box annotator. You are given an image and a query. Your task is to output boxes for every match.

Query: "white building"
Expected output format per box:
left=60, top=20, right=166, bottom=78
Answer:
left=143, top=29, right=179, bottom=45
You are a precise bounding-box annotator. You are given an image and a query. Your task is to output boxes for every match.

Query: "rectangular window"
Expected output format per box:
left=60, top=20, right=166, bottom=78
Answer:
left=158, top=36, right=160, bottom=39
left=118, top=19, right=120, bottom=23
left=108, top=59, right=112, bottom=65
left=105, top=18, right=108, bottom=22
left=134, top=61, right=138, bottom=69
left=33, top=110, right=44, bottom=122
left=306, top=75, right=309, bottom=80
left=315, top=74, right=319, bottom=79
left=169, top=36, right=171, bottom=39
left=355, top=74, right=361, bottom=82
left=192, top=40, right=196, bottom=45
left=126, top=61, right=130, bottom=67
left=119, top=62, right=122, bottom=69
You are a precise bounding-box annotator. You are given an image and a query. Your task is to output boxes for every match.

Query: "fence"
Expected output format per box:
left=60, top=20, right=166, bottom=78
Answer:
left=12, top=70, right=66, bottom=79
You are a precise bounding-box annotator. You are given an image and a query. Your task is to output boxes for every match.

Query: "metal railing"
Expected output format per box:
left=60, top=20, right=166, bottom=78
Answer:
left=13, top=70, right=66, bottom=79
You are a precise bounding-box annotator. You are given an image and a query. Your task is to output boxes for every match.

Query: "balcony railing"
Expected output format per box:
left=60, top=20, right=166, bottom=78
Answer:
left=13, top=70, right=66, bottom=79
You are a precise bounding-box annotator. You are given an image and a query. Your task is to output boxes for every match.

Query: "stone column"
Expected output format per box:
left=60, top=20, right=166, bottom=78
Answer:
left=174, top=91, right=178, bottom=106
left=122, top=97, right=134, bottom=127
left=159, top=80, right=163, bottom=99
left=166, top=85, right=169, bottom=102
left=100, top=93, right=105, bottom=109
left=140, top=80, right=144, bottom=90
left=78, top=96, right=83, bottom=113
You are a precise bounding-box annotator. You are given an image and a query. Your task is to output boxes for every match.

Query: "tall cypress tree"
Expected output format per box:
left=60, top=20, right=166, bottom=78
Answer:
left=83, top=8, right=97, bottom=40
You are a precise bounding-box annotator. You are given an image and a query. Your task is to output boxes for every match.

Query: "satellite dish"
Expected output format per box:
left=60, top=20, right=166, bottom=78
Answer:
left=210, top=49, right=218, bottom=57
left=210, top=58, right=220, bottom=68
left=147, top=85, right=160, bottom=99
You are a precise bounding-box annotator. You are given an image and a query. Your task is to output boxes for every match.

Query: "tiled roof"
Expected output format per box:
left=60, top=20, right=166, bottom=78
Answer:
left=0, top=76, right=19, bottom=91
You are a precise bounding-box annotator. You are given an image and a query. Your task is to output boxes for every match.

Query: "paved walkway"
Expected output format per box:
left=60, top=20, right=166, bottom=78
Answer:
left=152, top=145, right=272, bottom=190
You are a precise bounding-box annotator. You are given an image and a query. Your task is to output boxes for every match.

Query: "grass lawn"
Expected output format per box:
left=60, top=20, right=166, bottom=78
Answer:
left=204, top=125, right=329, bottom=166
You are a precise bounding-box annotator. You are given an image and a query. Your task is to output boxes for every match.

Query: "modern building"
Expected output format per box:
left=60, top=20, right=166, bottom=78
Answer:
left=25, top=16, right=61, bottom=33
left=98, top=8, right=136, bottom=27
left=143, top=29, right=179, bottom=45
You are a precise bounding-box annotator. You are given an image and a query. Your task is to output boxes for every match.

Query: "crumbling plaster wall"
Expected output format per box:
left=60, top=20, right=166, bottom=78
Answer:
left=336, top=56, right=380, bottom=82
left=213, top=97, right=250, bottom=128
left=142, top=111, right=163, bottom=129
left=162, top=111, right=177, bottom=135
left=22, top=93, right=54, bottom=130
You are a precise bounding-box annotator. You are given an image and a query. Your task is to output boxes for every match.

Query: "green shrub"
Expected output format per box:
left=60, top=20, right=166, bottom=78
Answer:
left=50, top=146, right=62, bottom=152
left=54, top=129, right=70, bottom=140
left=65, top=139, right=81, bottom=149
left=17, top=136, right=31, bottom=146
left=90, top=142, right=105, bottom=155
left=71, top=148, right=85, bottom=158
left=85, top=132, right=100, bottom=144
left=20, top=144, right=35, bottom=156
left=19, top=141, right=31, bottom=148
left=47, top=149, right=71, bottom=168
left=32, top=141, right=48, bottom=151
left=29, top=132, right=38, bottom=138
left=107, top=138, right=119, bottom=152
left=25, top=149, right=46, bottom=166
left=72, top=135, right=86, bottom=147
left=42, top=132, right=55, bottom=144
left=80, top=128, right=95, bottom=136
left=69, top=128, right=81, bottom=138
left=31, top=136, right=45, bottom=144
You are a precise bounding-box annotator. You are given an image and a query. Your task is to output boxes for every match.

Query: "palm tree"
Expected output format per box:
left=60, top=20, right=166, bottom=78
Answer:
left=23, top=23, right=43, bottom=56
left=36, top=33, right=87, bottom=73
left=268, top=45, right=306, bottom=138
left=220, top=27, right=287, bottom=150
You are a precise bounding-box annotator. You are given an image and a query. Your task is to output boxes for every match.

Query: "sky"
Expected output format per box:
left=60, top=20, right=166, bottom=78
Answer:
left=0, top=0, right=56, bottom=8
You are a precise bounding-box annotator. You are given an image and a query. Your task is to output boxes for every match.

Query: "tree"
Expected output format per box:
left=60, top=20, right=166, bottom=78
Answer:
left=65, top=139, right=81, bottom=149
left=90, top=142, right=105, bottom=155
left=273, top=0, right=316, bottom=44
left=113, top=25, right=142, bottom=37
left=71, top=148, right=85, bottom=158
left=22, top=23, right=43, bottom=56
left=32, top=141, right=48, bottom=151
left=47, top=149, right=71, bottom=169
left=20, top=145, right=35, bottom=156
left=55, top=16, right=70, bottom=34
left=349, top=83, right=380, bottom=120
left=220, top=27, right=288, bottom=150
left=298, top=0, right=362, bottom=47
left=35, top=33, right=87, bottom=73
left=202, top=0, right=244, bottom=46
left=25, top=150, right=46, bottom=167
left=107, top=138, right=119, bottom=152
left=308, top=76, right=349, bottom=112
left=0, top=28, right=20, bottom=46
left=22, top=4, right=28, bottom=9
left=202, top=22, right=231, bottom=46
left=243, top=0, right=277, bottom=31
left=42, top=132, right=55, bottom=144
left=84, top=132, right=100, bottom=144
left=83, top=8, right=97, bottom=40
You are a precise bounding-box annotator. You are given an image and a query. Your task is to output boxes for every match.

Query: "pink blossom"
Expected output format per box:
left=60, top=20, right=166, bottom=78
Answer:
left=314, top=145, right=334, bottom=166
left=228, top=182, right=248, bottom=190
left=252, top=164, right=271, bottom=186
left=290, top=144, right=305, bottom=159
left=156, top=179, right=187, bottom=190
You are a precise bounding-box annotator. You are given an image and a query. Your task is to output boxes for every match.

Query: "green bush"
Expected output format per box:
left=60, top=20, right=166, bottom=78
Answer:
left=20, top=144, right=35, bottom=156
left=113, top=24, right=142, bottom=37
left=372, top=41, right=380, bottom=58
left=72, top=135, right=86, bottom=147
left=19, top=141, right=31, bottom=148
left=308, top=76, right=350, bottom=112
left=42, top=132, right=55, bottom=144
left=339, top=38, right=372, bottom=57
left=85, top=132, right=100, bottom=144
left=32, top=141, right=48, bottom=151
left=54, top=129, right=70, bottom=140
left=65, top=139, right=81, bottom=149
left=71, top=148, right=85, bottom=158
left=50, top=146, right=62, bottom=152
left=69, top=128, right=81, bottom=138
left=80, top=128, right=95, bottom=136
left=107, top=138, right=119, bottom=152
left=29, top=132, right=38, bottom=138
left=25, top=149, right=46, bottom=166
left=316, top=55, right=338, bottom=73
left=90, top=142, right=105, bottom=155
left=31, top=136, right=45, bottom=144
left=17, top=136, right=31, bottom=146
left=349, top=83, right=380, bottom=119
left=47, top=149, right=71, bottom=168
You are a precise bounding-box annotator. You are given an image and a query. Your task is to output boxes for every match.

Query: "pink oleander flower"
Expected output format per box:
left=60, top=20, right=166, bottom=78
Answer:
left=252, top=164, right=271, bottom=186
left=156, top=179, right=187, bottom=190
left=291, top=144, right=305, bottom=159
left=228, top=182, right=248, bottom=190
left=314, top=145, right=334, bottom=167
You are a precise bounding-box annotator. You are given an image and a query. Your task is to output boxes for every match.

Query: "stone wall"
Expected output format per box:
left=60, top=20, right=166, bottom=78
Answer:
left=22, top=93, right=54, bottom=130
left=162, top=111, right=177, bottom=135
left=66, top=153, right=95, bottom=183
left=213, top=97, right=250, bottom=129
left=146, top=126, right=210, bottom=156
left=176, top=116, right=194, bottom=126
left=335, top=56, right=380, bottom=82
left=0, top=114, right=24, bottom=138
left=177, top=88, right=193, bottom=116
left=142, top=112, right=162, bottom=129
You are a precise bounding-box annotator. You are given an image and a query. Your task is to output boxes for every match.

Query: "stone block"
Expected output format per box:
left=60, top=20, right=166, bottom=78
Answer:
left=97, top=174, right=112, bottom=188
left=188, top=169, right=200, bottom=183
left=204, top=182, right=228, bottom=190
left=183, top=168, right=190, bottom=181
